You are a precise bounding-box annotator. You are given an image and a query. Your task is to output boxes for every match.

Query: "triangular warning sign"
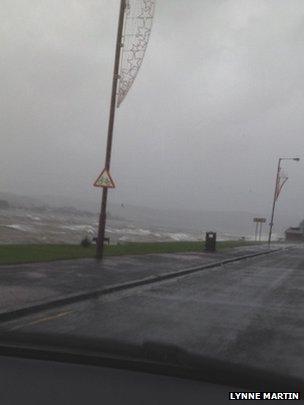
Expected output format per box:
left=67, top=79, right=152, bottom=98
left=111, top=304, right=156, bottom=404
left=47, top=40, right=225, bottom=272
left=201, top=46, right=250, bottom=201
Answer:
left=94, top=169, right=115, bottom=188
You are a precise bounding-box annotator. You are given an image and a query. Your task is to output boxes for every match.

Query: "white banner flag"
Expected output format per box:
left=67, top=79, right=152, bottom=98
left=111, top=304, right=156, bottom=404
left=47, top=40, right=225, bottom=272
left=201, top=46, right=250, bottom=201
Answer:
left=117, top=0, right=156, bottom=107
left=275, top=168, right=288, bottom=201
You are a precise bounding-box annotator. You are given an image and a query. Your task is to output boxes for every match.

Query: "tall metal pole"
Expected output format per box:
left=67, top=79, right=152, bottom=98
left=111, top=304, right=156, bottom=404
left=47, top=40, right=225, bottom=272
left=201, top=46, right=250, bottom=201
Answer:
left=268, top=158, right=281, bottom=247
left=255, top=222, right=259, bottom=241
left=96, top=0, right=126, bottom=259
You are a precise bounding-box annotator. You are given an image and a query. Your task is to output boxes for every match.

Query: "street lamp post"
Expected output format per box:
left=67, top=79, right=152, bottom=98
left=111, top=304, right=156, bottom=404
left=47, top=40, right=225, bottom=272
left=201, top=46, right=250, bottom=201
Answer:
left=268, top=157, right=300, bottom=247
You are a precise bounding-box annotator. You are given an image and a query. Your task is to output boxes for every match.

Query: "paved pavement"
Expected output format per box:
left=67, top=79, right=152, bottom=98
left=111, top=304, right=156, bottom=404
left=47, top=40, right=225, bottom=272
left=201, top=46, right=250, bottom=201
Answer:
left=0, top=244, right=302, bottom=390
left=0, top=244, right=278, bottom=315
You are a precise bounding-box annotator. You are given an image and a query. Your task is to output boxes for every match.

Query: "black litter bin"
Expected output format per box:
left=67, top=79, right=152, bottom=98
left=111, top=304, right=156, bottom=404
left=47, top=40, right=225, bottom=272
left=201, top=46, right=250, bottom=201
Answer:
left=205, top=232, right=216, bottom=252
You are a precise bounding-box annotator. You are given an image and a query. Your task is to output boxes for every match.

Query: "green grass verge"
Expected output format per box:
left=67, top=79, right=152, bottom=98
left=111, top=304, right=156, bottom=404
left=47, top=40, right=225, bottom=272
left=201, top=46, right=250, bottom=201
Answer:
left=0, top=241, right=261, bottom=265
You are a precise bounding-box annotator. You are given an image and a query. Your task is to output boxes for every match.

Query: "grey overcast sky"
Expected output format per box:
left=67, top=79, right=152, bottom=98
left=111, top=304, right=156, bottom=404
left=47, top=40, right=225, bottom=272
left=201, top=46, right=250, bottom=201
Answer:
left=1, top=0, right=304, bottom=220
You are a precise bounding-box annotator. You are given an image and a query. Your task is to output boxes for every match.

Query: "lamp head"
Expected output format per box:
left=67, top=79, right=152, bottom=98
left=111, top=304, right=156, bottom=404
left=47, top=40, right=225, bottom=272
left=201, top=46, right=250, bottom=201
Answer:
left=293, top=158, right=300, bottom=162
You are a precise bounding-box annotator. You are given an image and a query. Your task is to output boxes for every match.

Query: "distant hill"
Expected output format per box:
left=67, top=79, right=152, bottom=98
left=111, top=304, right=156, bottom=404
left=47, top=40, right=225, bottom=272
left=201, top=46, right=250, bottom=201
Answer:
left=0, top=192, right=95, bottom=217
left=0, top=192, right=44, bottom=208
left=0, top=200, right=9, bottom=209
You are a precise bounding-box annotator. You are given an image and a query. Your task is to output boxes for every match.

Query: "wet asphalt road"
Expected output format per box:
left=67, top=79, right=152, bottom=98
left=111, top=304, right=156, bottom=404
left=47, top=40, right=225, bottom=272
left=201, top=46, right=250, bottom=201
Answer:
left=0, top=244, right=275, bottom=314
left=0, top=244, right=302, bottom=390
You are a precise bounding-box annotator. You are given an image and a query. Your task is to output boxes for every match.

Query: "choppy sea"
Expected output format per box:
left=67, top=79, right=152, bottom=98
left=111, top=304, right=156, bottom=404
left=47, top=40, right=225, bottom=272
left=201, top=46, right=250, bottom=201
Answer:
left=0, top=207, right=272, bottom=245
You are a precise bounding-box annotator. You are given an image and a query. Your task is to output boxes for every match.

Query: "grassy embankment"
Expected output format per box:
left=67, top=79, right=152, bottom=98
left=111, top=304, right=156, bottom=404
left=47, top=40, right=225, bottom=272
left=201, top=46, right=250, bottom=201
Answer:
left=0, top=241, right=261, bottom=265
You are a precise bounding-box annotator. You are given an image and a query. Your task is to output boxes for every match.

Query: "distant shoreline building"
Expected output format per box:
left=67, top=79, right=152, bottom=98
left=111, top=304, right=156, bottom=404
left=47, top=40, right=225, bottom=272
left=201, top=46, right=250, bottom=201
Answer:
left=285, top=220, right=304, bottom=241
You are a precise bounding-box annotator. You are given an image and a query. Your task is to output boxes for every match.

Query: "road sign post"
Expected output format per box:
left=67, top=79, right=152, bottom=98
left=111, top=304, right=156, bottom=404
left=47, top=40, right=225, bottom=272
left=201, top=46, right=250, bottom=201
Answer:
left=253, top=218, right=266, bottom=242
left=95, top=0, right=126, bottom=259
left=94, top=0, right=156, bottom=259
